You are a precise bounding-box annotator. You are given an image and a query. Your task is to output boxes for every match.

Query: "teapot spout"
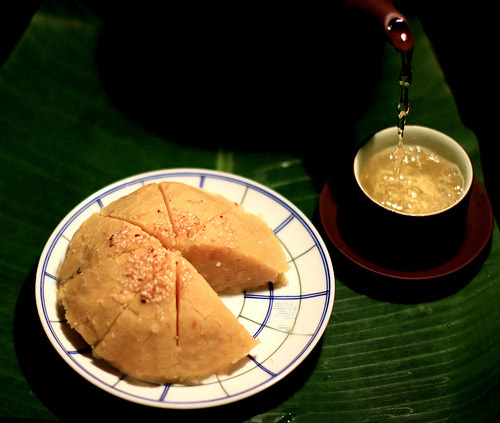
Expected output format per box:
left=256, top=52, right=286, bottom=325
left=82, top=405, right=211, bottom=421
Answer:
left=345, top=0, right=414, bottom=53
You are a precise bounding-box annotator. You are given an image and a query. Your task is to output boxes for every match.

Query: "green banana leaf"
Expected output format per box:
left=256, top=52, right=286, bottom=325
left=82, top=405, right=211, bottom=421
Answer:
left=1, top=2, right=499, bottom=422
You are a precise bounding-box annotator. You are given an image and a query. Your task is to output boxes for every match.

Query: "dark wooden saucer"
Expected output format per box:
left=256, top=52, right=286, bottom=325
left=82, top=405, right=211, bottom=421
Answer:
left=319, top=177, right=494, bottom=281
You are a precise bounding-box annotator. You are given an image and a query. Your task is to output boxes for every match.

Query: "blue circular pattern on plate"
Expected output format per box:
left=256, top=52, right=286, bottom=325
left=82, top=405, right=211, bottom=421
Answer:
left=36, top=168, right=335, bottom=409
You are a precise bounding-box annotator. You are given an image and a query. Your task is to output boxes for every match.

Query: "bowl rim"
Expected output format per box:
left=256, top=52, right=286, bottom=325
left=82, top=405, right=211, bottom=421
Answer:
left=353, top=125, right=474, bottom=217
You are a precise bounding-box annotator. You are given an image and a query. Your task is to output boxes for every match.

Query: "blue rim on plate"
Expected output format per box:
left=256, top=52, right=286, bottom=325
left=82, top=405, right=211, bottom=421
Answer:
left=35, top=168, right=335, bottom=409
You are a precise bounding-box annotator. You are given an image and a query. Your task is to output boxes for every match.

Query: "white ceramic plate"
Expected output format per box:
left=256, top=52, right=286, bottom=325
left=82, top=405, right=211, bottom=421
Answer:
left=35, top=168, right=335, bottom=409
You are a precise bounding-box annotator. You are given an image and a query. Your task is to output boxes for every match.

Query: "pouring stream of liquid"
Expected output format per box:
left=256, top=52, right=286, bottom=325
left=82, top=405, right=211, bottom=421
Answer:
left=394, top=50, right=412, bottom=177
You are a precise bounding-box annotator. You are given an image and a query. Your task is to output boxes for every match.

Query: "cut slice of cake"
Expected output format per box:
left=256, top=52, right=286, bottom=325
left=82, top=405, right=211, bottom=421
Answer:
left=175, top=256, right=258, bottom=383
left=93, top=249, right=180, bottom=384
left=58, top=251, right=150, bottom=347
left=58, top=213, right=164, bottom=284
left=158, top=181, right=239, bottom=249
left=183, top=208, right=290, bottom=293
left=100, top=183, right=176, bottom=249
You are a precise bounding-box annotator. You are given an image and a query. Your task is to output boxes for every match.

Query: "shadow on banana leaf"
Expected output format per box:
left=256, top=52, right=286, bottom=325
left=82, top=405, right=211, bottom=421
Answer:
left=14, top=264, right=322, bottom=422
left=94, top=3, right=383, bottom=158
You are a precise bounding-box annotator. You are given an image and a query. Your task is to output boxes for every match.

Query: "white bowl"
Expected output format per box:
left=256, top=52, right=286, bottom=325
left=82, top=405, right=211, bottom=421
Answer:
left=354, top=125, right=473, bottom=216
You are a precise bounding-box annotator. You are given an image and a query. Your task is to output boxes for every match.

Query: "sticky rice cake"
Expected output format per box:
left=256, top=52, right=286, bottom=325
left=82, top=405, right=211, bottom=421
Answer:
left=158, top=181, right=239, bottom=249
left=93, top=248, right=179, bottom=383
left=58, top=181, right=288, bottom=383
left=175, top=256, right=258, bottom=382
left=100, top=183, right=176, bottom=249
left=99, top=182, right=289, bottom=293
left=183, top=209, right=290, bottom=293
left=58, top=249, right=158, bottom=347
left=60, top=246, right=258, bottom=384
left=58, top=213, right=164, bottom=284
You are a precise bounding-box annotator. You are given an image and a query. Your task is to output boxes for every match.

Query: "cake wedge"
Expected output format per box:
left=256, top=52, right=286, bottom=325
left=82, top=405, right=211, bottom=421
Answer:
left=175, top=256, right=258, bottom=382
left=100, top=183, right=176, bottom=249
left=58, top=213, right=164, bottom=284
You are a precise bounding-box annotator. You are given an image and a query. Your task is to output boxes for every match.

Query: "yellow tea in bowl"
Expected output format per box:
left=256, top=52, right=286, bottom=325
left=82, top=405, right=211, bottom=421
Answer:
left=359, top=145, right=465, bottom=215
left=354, top=126, right=473, bottom=217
